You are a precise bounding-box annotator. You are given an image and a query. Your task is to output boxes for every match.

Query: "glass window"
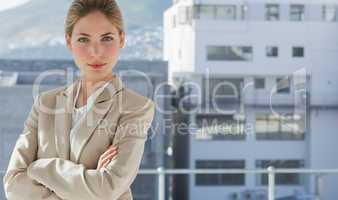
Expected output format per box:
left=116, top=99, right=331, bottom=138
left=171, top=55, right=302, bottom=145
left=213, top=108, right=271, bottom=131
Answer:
left=215, top=5, right=236, bottom=20
left=195, top=114, right=246, bottom=140
left=196, top=160, right=245, bottom=186
left=178, top=6, right=189, bottom=24
left=193, top=5, right=200, bottom=19
left=207, top=46, right=226, bottom=60
left=323, top=5, right=337, bottom=21
left=202, top=78, right=243, bottom=110
left=266, top=4, right=280, bottom=21
left=207, top=46, right=253, bottom=61
left=193, top=5, right=238, bottom=20
left=172, top=15, right=177, bottom=28
left=266, top=46, right=278, bottom=57
left=187, top=6, right=193, bottom=23
left=290, top=5, right=305, bottom=21
left=256, top=160, right=304, bottom=185
left=293, top=47, right=304, bottom=57
left=254, top=78, right=265, bottom=89
left=276, top=77, right=291, bottom=93
left=255, top=113, right=305, bottom=140
left=241, top=4, right=248, bottom=20
left=200, top=5, right=215, bottom=19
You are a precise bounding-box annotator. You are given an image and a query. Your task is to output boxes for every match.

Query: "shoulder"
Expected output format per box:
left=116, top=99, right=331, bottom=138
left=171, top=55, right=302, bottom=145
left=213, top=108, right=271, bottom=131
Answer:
left=28, top=85, right=67, bottom=117
left=34, top=86, right=67, bottom=108
left=39, top=86, right=66, bottom=100
left=119, top=88, right=155, bottom=114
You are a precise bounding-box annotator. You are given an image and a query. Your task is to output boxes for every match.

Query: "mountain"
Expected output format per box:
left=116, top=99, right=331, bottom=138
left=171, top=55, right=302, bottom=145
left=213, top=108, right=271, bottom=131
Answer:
left=0, top=0, right=171, bottom=60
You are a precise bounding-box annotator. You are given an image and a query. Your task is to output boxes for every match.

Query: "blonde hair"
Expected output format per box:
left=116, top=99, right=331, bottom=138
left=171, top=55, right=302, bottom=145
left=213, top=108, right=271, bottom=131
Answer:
left=65, top=0, right=124, bottom=37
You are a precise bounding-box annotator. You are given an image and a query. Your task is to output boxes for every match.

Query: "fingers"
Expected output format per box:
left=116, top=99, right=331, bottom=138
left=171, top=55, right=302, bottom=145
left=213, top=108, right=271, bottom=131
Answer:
left=101, top=149, right=118, bottom=164
left=100, top=145, right=118, bottom=160
left=100, top=156, right=112, bottom=169
left=98, top=157, right=110, bottom=169
left=97, top=146, right=119, bottom=170
left=97, top=151, right=118, bottom=170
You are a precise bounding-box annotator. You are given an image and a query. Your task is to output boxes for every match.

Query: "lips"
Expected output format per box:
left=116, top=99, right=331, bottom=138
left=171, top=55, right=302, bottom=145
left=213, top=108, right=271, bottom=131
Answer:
left=88, top=63, right=106, bottom=69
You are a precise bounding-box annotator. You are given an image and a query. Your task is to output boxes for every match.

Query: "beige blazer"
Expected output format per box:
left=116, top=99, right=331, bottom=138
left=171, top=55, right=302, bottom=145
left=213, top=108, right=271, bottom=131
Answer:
left=3, top=75, right=155, bottom=200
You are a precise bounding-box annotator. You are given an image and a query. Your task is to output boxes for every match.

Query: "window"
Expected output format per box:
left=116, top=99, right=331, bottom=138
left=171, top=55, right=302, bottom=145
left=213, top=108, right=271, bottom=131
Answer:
left=266, top=4, right=280, bottom=21
left=290, top=5, right=305, bottom=21
left=276, top=77, right=291, bottom=93
left=178, top=7, right=188, bottom=24
left=172, top=15, right=177, bottom=28
left=323, top=5, right=337, bottom=21
left=254, top=78, right=265, bottom=89
left=266, top=46, right=278, bottom=57
left=196, top=160, right=245, bottom=186
left=256, top=160, right=304, bottom=185
left=203, top=77, right=243, bottom=108
left=207, top=46, right=253, bottom=61
left=187, top=6, right=193, bottom=23
left=193, top=5, right=237, bottom=20
left=215, top=5, right=236, bottom=20
left=195, top=114, right=245, bottom=140
left=178, top=6, right=193, bottom=24
left=292, top=47, right=304, bottom=57
left=193, top=5, right=200, bottom=19
left=241, top=4, right=248, bottom=20
left=255, top=113, right=305, bottom=140
left=198, top=5, right=215, bottom=19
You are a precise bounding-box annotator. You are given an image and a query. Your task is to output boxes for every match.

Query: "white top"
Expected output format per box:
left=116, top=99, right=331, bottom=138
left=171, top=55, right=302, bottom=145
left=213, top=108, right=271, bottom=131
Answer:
left=70, top=80, right=111, bottom=145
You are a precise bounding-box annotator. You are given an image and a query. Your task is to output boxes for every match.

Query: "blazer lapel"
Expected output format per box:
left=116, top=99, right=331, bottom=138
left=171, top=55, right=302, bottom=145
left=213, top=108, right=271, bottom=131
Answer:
left=70, top=97, right=114, bottom=163
left=54, top=80, right=79, bottom=160
left=70, top=76, right=124, bottom=163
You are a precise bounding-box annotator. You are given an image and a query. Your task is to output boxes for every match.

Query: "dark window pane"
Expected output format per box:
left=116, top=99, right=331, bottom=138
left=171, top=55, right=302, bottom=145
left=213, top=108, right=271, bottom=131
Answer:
left=290, top=5, right=305, bottom=21
left=276, top=77, right=291, bottom=93
left=255, top=113, right=305, bottom=140
left=255, top=78, right=265, bottom=89
left=266, top=46, right=278, bottom=57
left=196, top=160, right=245, bottom=186
left=293, top=47, right=304, bottom=57
left=195, top=114, right=246, bottom=140
left=322, top=5, right=336, bottom=21
left=266, top=4, right=280, bottom=21
left=256, top=160, right=304, bottom=185
left=207, top=46, right=253, bottom=61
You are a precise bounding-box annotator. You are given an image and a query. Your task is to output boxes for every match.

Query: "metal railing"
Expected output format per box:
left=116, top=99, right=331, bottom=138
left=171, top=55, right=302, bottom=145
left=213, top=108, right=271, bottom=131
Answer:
left=138, top=167, right=338, bottom=200
left=1, top=168, right=338, bottom=200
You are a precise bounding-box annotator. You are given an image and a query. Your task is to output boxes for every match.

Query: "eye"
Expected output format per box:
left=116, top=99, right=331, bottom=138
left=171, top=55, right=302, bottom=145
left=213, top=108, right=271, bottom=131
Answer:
left=77, top=37, right=89, bottom=43
left=102, top=36, right=114, bottom=42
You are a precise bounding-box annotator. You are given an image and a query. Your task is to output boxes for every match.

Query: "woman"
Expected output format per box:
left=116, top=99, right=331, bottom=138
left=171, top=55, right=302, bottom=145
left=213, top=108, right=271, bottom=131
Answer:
left=3, top=0, right=155, bottom=199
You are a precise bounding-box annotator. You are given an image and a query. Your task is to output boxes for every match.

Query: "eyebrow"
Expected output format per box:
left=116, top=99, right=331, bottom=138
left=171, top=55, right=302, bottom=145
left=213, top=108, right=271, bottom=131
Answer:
left=77, top=32, right=116, bottom=37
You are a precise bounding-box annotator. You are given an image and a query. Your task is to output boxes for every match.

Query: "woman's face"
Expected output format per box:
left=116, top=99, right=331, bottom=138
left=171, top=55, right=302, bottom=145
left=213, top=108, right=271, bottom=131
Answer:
left=66, top=11, right=125, bottom=82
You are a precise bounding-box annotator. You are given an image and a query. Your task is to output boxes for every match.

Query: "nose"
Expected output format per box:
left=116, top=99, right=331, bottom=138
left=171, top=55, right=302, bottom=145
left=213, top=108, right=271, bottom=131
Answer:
left=89, top=42, right=103, bottom=58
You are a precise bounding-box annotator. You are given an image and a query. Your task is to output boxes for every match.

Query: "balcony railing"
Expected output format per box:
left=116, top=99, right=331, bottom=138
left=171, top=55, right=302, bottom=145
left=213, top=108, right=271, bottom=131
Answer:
left=1, top=167, right=338, bottom=200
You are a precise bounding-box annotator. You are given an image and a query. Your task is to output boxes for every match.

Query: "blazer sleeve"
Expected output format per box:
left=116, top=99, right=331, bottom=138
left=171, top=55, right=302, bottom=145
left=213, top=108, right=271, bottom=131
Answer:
left=3, top=95, right=62, bottom=200
left=26, top=100, right=155, bottom=200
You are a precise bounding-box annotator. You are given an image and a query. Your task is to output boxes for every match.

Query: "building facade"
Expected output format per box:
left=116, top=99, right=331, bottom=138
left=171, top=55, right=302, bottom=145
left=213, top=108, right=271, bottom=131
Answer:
left=164, top=0, right=338, bottom=199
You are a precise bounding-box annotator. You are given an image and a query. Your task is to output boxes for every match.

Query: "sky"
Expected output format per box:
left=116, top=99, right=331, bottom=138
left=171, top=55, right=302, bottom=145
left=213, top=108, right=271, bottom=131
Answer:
left=0, top=0, right=31, bottom=12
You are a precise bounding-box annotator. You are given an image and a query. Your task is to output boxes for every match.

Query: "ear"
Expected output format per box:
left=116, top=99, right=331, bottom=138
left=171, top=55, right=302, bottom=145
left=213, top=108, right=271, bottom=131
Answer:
left=65, top=34, right=72, bottom=51
left=119, top=31, right=125, bottom=48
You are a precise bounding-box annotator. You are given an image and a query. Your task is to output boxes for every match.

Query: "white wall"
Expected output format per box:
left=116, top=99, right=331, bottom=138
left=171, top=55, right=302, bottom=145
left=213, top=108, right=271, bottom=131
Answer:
left=310, top=109, right=338, bottom=200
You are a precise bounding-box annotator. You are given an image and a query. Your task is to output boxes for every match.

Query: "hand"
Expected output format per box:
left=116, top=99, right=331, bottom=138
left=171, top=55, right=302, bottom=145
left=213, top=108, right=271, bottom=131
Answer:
left=97, top=145, right=118, bottom=170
